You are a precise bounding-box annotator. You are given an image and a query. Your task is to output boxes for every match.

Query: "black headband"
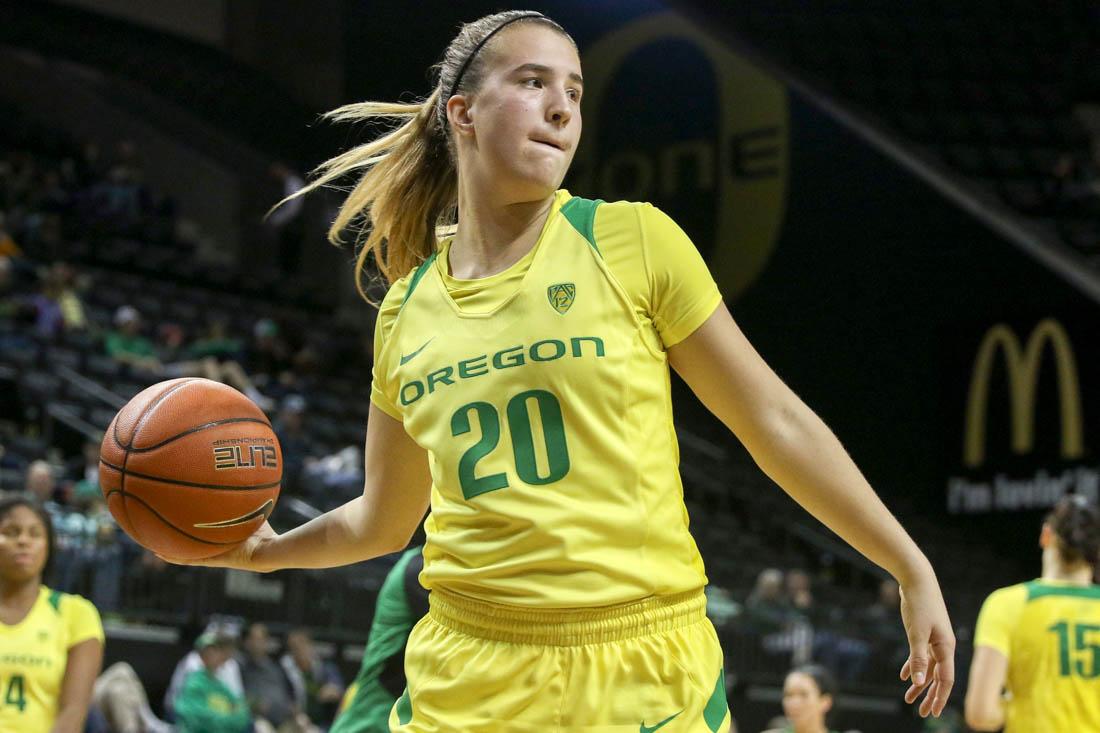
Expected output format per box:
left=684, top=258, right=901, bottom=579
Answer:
left=447, top=13, right=546, bottom=102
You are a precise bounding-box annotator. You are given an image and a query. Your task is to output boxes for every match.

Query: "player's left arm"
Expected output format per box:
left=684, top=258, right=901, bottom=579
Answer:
left=668, top=303, right=954, bottom=717
left=50, top=637, right=104, bottom=733
left=964, top=646, right=1007, bottom=731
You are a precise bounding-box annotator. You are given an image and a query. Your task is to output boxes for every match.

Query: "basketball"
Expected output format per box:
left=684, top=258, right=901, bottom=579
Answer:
left=98, top=378, right=282, bottom=561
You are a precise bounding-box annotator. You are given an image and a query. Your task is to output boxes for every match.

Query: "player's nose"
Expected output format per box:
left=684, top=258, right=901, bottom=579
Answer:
left=546, top=89, right=572, bottom=127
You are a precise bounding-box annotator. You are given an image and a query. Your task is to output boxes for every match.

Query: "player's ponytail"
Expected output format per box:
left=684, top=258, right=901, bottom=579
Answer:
left=1047, top=494, right=1100, bottom=568
left=271, top=10, right=573, bottom=303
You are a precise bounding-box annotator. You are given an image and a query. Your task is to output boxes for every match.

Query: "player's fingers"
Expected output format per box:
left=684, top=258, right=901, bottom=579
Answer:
left=904, top=676, right=931, bottom=705
left=899, top=658, right=910, bottom=682
left=931, top=656, right=956, bottom=717
left=905, top=635, right=930, bottom=686
left=918, top=679, right=938, bottom=718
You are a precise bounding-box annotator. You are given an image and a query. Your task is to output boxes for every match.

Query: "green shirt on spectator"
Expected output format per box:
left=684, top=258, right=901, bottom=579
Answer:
left=105, top=331, right=156, bottom=360
left=174, top=668, right=251, bottom=733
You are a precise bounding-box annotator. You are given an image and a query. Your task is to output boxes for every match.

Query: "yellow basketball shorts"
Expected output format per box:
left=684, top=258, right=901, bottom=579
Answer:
left=388, top=586, right=731, bottom=732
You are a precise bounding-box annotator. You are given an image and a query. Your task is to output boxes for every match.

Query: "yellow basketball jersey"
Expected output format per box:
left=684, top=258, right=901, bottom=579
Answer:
left=0, top=586, right=103, bottom=731
left=974, top=579, right=1100, bottom=732
left=371, top=189, right=723, bottom=607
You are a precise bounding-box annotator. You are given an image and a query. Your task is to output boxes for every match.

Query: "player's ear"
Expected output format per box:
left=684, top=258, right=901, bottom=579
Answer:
left=447, top=95, right=475, bottom=137
left=1039, top=522, right=1053, bottom=549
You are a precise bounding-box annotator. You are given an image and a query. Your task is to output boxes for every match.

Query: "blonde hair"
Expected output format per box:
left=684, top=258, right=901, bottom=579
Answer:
left=275, top=10, right=574, bottom=302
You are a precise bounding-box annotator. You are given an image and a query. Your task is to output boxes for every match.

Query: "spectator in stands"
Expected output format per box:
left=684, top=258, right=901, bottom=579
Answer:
left=165, top=620, right=245, bottom=720
left=0, top=494, right=104, bottom=732
left=183, top=318, right=273, bottom=409
left=244, top=318, right=292, bottom=388
left=26, top=268, right=65, bottom=339
left=93, top=661, right=173, bottom=733
left=47, top=262, right=87, bottom=333
left=240, top=621, right=311, bottom=732
left=266, top=162, right=307, bottom=276
left=787, top=569, right=870, bottom=683
left=109, top=307, right=275, bottom=408
left=281, top=628, right=345, bottom=728
left=66, top=438, right=102, bottom=506
left=105, top=305, right=162, bottom=374
left=785, top=570, right=816, bottom=618
left=24, top=458, right=97, bottom=600
left=275, top=395, right=315, bottom=494
left=175, top=630, right=252, bottom=733
left=301, top=445, right=364, bottom=511
left=761, top=664, right=837, bottom=733
left=857, top=579, right=908, bottom=671
left=187, top=317, right=244, bottom=363
left=746, top=569, right=812, bottom=665
left=23, top=458, right=60, bottom=505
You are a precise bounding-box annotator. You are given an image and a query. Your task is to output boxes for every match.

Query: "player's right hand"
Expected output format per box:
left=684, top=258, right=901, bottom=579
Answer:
left=158, top=520, right=278, bottom=572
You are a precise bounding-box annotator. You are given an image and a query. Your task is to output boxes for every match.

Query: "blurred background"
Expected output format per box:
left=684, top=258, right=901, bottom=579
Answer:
left=1, top=0, right=1098, bottom=730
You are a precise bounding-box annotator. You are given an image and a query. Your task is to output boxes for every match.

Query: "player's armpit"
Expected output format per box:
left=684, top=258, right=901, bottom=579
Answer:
left=964, top=645, right=1008, bottom=731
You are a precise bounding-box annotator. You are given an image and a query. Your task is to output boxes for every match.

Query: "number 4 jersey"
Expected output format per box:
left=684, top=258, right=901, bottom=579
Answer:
left=0, top=586, right=103, bottom=730
left=974, top=579, right=1100, bottom=731
left=370, top=189, right=723, bottom=608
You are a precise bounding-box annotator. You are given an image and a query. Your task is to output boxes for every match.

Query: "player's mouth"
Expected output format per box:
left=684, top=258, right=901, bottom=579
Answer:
left=530, top=137, right=566, bottom=151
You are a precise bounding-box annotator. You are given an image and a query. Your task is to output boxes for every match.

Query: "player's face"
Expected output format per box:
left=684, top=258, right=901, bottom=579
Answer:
left=460, top=25, right=583, bottom=200
left=781, top=672, right=830, bottom=731
left=0, top=506, right=49, bottom=583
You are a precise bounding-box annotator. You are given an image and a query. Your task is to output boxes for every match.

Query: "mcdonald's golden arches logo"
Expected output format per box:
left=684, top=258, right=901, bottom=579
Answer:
left=964, top=318, right=1084, bottom=468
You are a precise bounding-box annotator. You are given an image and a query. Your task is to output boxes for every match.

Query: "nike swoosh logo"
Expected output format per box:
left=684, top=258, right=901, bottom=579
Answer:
left=399, top=337, right=434, bottom=365
left=640, top=710, right=682, bottom=733
left=193, top=499, right=274, bottom=529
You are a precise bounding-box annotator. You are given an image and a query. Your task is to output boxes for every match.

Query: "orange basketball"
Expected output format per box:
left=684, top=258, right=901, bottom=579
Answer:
left=99, top=378, right=281, bottom=560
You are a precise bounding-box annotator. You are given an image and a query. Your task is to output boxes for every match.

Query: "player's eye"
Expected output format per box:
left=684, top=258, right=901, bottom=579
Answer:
left=567, top=88, right=581, bottom=102
left=523, top=78, right=543, bottom=88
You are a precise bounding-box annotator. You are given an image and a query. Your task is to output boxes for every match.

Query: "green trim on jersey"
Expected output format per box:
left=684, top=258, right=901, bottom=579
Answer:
left=401, top=253, right=438, bottom=309
left=1026, top=580, right=1100, bottom=602
left=47, top=590, right=62, bottom=613
left=702, top=669, right=727, bottom=732
left=395, top=688, right=413, bottom=725
left=560, top=197, right=604, bottom=256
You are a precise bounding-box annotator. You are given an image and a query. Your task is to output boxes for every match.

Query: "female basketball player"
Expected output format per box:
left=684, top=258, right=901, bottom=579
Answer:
left=762, top=665, right=837, bottom=733
left=0, top=495, right=104, bottom=732
left=965, top=495, right=1100, bottom=731
left=170, top=11, right=954, bottom=730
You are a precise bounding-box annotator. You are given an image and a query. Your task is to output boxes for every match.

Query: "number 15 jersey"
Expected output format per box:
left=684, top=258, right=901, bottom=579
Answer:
left=974, top=579, right=1100, bottom=732
left=370, top=189, right=723, bottom=608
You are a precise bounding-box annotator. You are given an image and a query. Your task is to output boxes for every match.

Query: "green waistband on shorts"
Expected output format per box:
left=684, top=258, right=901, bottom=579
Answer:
left=427, top=586, right=707, bottom=645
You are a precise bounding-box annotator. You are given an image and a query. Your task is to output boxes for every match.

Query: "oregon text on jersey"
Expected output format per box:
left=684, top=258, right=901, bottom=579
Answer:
left=398, top=335, right=606, bottom=406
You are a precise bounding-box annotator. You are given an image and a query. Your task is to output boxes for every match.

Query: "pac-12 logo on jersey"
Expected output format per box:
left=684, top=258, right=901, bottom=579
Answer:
left=547, top=283, right=576, bottom=314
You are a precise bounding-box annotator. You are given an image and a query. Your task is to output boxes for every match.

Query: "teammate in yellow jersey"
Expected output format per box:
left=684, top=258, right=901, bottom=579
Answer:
left=167, top=9, right=955, bottom=731
left=965, top=495, right=1100, bottom=732
left=0, top=495, right=104, bottom=732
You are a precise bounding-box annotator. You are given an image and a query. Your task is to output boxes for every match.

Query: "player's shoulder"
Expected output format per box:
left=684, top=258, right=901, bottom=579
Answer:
left=587, top=196, right=666, bottom=230
left=982, top=582, right=1030, bottom=611
left=375, top=264, right=424, bottom=334
left=38, top=586, right=99, bottom=621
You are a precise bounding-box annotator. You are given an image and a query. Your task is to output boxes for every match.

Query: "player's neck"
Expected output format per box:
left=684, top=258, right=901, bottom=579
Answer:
left=450, top=184, right=555, bottom=279
left=1041, top=556, right=1094, bottom=585
left=0, top=577, right=40, bottom=621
